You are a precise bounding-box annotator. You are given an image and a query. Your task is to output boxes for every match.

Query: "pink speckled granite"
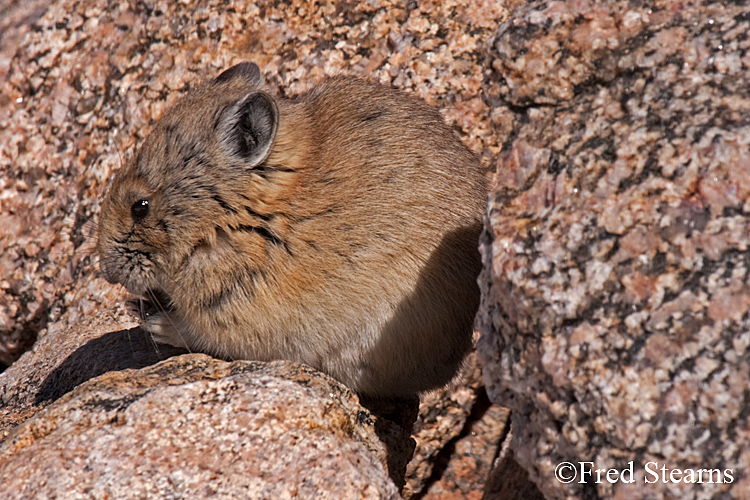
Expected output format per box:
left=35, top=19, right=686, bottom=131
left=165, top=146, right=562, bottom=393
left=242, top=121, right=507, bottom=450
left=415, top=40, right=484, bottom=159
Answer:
left=479, top=1, right=750, bottom=499
left=1, top=354, right=400, bottom=499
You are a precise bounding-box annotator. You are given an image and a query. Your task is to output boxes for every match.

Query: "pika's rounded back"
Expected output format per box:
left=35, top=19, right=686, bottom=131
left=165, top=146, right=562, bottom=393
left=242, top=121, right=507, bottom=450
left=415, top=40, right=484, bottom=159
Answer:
left=97, top=62, right=487, bottom=397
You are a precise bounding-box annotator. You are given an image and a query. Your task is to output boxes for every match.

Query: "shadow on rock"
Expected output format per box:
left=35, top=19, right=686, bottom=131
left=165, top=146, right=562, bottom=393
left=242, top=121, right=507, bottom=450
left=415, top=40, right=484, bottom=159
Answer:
left=35, top=328, right=188, bottom=405
left=359, top=393, right=419, bottom=492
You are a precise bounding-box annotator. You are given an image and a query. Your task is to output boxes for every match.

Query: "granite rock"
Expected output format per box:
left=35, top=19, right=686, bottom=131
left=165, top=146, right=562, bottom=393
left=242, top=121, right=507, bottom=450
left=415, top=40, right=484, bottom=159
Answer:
left=0, top=303, right=509, bottom=499
left=404, top=349, right=512, bottom=500
left=0, top=301, right=182, bottom=439
left=0, top=0, right=53, bottom=81
left=483, top=429, right=547, bottom=500
left=479, top=1, right=750, bottom=499
left=1, top=307, right=420, bottom=492
left=1, top=350, right=401, bottom=499
left=418, top=398, right=511, bottom=500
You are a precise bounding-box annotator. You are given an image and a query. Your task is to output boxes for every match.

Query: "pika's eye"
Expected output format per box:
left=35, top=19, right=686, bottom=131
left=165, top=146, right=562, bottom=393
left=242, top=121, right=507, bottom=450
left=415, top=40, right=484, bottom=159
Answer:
left=131, top=199, right=150, bottom=221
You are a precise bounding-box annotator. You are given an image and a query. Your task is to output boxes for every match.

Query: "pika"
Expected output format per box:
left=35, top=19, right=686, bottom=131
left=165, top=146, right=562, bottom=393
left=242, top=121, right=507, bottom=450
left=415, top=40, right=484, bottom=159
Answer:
left=97, top=62, right=486, bottom=397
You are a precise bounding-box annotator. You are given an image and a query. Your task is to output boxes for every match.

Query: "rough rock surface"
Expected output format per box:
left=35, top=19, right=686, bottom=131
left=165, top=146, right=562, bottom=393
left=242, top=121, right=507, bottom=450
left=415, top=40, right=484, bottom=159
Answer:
left=0, top=0, right=53, bottom=80
left=484, top=430, right=547, bottom=500
left=0, top=301, right=181, bottom=439
left=1, top=0, right=513, bottom=497
left=478, top=1, right=750, bottom=499
left=417, top=396, right=510, bottom=500
left=1, top=350, right=400, bottom=499
left=405, top=350, right=510, bottom=500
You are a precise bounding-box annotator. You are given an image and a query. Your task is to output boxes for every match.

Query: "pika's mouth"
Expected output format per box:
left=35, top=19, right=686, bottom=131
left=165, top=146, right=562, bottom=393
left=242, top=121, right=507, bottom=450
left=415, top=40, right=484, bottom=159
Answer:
left=128, top=288, right=174, bottom=320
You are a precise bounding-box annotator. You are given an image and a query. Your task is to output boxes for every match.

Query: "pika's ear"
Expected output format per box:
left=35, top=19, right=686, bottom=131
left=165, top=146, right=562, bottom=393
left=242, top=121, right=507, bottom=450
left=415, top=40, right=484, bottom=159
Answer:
left=219, top=92, right=279, bottom=167
left=215, top=61, right=262, bottom=86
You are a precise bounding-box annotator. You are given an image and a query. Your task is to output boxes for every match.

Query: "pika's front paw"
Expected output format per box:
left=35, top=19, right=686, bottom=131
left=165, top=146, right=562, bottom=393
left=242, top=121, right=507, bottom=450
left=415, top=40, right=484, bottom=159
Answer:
left=126, top=297, right=190, bottom=349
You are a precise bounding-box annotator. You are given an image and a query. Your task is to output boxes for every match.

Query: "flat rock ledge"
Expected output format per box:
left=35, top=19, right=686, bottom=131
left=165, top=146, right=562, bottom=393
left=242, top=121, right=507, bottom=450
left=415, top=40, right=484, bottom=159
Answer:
left=0, top=352, right=401, bottom=499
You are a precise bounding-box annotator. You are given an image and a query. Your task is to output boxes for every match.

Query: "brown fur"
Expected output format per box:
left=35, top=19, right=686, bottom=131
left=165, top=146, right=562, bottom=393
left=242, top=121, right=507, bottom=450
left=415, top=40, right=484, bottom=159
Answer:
left=97, top=63, right=486, bottom=397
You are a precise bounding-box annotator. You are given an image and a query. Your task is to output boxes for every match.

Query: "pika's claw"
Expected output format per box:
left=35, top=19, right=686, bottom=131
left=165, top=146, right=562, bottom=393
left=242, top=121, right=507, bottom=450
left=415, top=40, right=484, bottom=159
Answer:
left=142, top=311, right=190, bottom=349
left=126, top=296, right=189, bottom=349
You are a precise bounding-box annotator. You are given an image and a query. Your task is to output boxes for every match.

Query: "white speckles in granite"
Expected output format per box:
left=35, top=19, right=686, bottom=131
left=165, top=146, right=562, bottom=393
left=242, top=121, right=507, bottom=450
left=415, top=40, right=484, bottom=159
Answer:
left=478, top=1, right=750, bottom=499
left=0, top=355, right=400, bottom=499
